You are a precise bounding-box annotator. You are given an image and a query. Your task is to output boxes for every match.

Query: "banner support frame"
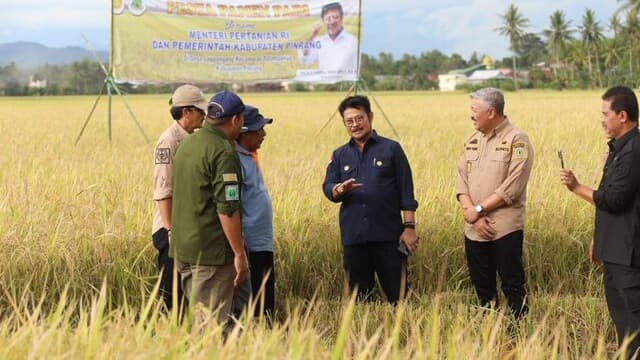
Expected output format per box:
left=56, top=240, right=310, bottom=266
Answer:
left=74, top=31, right=149, bottom=145
left=74, top=2, right=149, bottom=146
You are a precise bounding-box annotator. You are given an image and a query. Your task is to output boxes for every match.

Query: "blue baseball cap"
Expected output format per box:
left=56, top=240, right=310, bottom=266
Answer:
left=241, top=105, right=273, bottom=133
left=207, top=90, right=245, bottom=119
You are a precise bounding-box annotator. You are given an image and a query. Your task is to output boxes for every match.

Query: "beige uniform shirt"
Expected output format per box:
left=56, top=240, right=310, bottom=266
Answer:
left=152, top=121, right=189, bottom=234
left=456, top=118, right=534, bottom=241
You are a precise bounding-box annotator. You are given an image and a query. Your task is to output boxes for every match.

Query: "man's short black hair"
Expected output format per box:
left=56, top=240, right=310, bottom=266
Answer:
left=339, top=95, right=371, bottom=117
left=321, top=2, right=343, bottom=18
left=602, top=86, right=639, bottom=123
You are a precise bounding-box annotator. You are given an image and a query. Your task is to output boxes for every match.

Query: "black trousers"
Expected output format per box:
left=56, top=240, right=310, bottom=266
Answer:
left=152, top=228, right=186, bottom=311
left=604, top=262, right=640, bottom=358
left=464, top=230, right=528, bottom=318
left=248, top=251, right=275, bottom=318
left=343, top=242, right=407, bottom=304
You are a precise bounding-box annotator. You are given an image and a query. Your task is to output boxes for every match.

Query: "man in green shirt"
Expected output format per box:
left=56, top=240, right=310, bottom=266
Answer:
left=171, top=90, right=249, bottom=327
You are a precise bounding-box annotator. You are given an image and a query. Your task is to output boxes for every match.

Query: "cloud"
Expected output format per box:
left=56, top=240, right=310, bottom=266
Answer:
left=363, top=0, right=619, bottom=59
left=0, top=1, right=109, bottom=30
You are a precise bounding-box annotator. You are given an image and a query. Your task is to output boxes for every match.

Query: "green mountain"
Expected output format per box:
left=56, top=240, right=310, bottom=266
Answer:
left=0, top=41, right=108, bottom=68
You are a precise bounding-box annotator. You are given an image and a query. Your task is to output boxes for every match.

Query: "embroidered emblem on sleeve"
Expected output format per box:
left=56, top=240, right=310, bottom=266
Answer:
left=225, top=184, right=239, bottom=201
left=513, top=142, right=527, bottom=159
left=222, top=173, right=238, bottom=182
left=155, top=148, right=170, bottom=164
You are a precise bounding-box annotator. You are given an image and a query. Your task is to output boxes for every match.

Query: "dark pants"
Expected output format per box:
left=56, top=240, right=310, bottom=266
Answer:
left=604, top=262, right=640, bottom=358
left=343, top=242, right=407, bottom=304
left=152, top=228, right=186, bottom=312
left=248, top=251, right=275, bottom=318
left=464, top=230, right=528, bottom=318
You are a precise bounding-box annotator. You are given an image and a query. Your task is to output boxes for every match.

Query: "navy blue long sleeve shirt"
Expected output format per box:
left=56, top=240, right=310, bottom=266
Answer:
left=323, top=132, right=418, bottom=246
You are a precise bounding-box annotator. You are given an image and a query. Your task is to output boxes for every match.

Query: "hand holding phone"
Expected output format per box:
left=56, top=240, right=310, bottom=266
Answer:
left=397, top=240, right=409, bottom=256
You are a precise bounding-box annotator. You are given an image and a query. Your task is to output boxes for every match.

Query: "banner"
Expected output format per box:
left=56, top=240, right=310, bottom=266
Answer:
left=112, top=0, right=361, bottom=83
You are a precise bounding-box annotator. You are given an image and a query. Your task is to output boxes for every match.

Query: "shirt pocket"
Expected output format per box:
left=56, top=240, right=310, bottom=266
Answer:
left=608, top=154, right=631, bottom=183
left=340, top=163, right=357, bottom=182
left=373, top=157, right=394, bottom=186
left=491, top=151, right=511, bottom=177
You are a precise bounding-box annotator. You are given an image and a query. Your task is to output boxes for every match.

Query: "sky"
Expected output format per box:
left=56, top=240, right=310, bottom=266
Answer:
left=0, top=0, right=622, bottom=60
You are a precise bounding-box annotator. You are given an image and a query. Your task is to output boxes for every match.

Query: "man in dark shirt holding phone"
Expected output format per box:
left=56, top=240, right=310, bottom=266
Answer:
left=323, top=95, right=418, bottom=304
left=560, top=86, right=640, bottom=358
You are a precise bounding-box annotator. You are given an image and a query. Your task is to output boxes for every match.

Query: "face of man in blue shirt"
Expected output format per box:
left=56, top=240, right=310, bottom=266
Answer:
left=342, top=107, right=373, bottom=144
left=238, top=127, right=266, bottom=152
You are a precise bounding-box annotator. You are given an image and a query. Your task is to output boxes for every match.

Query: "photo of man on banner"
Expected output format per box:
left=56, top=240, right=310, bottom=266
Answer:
left=297, top=1, right=359, bottom=82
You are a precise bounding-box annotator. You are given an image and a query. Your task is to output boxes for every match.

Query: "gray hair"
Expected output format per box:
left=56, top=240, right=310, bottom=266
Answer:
left=470, top=87, right=505, bottom=115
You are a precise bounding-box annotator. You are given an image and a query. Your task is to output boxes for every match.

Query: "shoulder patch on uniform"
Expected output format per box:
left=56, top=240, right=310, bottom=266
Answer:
left=225, top=184, right=239, bottom=201
left=222, top=173, right=238, bottom=182
left=155, top=148, right=170, bottom=164
left=513, top=142, right=527, bottom=158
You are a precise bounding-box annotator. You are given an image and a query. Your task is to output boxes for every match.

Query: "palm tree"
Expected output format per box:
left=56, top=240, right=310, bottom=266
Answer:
left=623, top=10, right=640, bottom=85
left=496, top=4, right=529, bottom=90
left=578, top=9, right=604, bottom=87
left=543, top=10, right=574, bottom=80
left=610, top=14, right=622, bottom=38
left=616, top=0, right=640, bottom=16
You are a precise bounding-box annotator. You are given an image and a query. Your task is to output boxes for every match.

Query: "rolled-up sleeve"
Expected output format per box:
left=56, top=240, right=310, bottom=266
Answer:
left=393, top=143, right=418, bottom=211
left=153, top=138, right=173, bottom=201
left=212, top=148, right=241, bottom=216
left=494, top=134, right=534, bottom=205
left=323, top=151, right=341, bottom=202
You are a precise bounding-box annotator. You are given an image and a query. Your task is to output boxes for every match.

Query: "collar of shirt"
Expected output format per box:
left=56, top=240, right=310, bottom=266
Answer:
left=235, top=143, right=260, bottom=167
left=172, top=120, right=189, bottom=138
left=327, top=28, right=348, bottom=43
left=347, top=130, right=380, bottom=148
left=608, top=127, right=640, bottom=153
left=202, top=121, right=229, bottom=139
left=483, top=117, right=510, bottom=139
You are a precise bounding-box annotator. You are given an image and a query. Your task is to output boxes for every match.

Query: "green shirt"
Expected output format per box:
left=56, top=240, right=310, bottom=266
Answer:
left=170, top=122, right=241, bottom=266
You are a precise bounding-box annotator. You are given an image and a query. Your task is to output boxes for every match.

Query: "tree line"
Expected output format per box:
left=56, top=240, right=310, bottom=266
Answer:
left=1, top=1, right=640, bottom=95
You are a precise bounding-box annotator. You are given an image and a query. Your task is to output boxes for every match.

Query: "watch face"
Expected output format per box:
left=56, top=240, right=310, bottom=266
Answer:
left=475, top=205, right=483, bottom=213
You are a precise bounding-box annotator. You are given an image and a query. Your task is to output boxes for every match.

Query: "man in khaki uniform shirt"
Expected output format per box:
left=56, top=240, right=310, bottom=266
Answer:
left=456, top=87, right=534, bottom=319
left=152, top=84, right=207, bottom=311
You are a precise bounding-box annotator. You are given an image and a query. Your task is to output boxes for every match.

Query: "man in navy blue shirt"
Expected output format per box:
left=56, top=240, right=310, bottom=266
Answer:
left=323, top=95, right=419, bottom=303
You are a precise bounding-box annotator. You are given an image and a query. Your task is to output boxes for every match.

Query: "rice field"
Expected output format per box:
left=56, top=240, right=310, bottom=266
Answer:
left=0, top=90, right=631, bottom=358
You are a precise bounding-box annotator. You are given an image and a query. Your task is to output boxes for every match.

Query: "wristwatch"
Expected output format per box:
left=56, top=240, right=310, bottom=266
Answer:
left=474, top=204, right=485, bottom=216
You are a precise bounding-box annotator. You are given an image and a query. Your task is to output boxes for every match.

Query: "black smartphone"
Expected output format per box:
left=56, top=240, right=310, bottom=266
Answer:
left=397, top=241, right=409, bottom=256
left=557, top=149, right=565, bottom=169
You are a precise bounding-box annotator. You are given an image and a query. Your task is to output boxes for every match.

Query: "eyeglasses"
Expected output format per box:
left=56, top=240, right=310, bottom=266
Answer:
left=187, top=107, right=205, bottom=116
left=323, top=13, right=341, bottom=22
left=343, top=115, right=366, bottom=127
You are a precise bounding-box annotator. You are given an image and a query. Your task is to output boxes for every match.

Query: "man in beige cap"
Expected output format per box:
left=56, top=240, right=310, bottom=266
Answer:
left=152, top=84, right=207, bottom=312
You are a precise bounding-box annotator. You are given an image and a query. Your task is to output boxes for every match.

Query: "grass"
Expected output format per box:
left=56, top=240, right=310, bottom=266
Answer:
left=0, top=90, right=631, bottom=357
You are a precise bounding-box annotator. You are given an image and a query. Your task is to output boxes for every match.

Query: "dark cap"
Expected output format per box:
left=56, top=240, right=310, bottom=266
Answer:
left=207, top=90, right=245, bottom=119
left=241, top=105, right=273, bottom=133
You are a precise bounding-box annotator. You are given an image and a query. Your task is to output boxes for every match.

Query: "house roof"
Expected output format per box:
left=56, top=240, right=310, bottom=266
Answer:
left=468, top=70, right=510, bottom=81
left=448, top=64, right=486, bottom=76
